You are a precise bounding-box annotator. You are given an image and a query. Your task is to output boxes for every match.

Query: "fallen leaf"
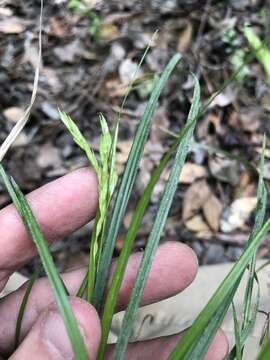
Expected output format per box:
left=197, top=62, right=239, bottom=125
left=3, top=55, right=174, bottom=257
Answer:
left=3, top=107, right=25, bottom=123
left=179, top=163, right=207, bottom=184
left=119, top=59, right=143, bottom=84
left=10, top=131, right=29, bottom=148
left=185, top=215, right=210, bottom=232
left=177, top=21, right=193, bottom=52
left=182, top=180, right=211, bottom=220
left=239, top=108, right=261, bottom=132
left=0, top=17, right=26, bottom=33
left=210, top=87, right=236, bottom=108
left=41, top=67, right=62, bottom=94
left=49, top=17, right=67, bottom=38
left=234, top=171, right=256, bottom=198
left=22, top=45, right=40, bottom=69
left=0, top=7, right=13, bottom=17
left=209, top=156, right=241, bottom=186
left=99, top=23, right=119, bottom=40
left=54, top=39, right=83, bottom=63
left=220, top=197, right=257, bottom=233
left=37, top=143, right=62, bottom=169
left=202, top=193, right=223, bottom=232
left=116, top=140, right=133, bottom=173
left=150, top=107, right=170, bottom=143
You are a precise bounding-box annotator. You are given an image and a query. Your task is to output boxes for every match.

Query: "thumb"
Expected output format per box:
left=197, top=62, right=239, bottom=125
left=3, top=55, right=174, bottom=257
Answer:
left=10, top=297, right=101, bottom=360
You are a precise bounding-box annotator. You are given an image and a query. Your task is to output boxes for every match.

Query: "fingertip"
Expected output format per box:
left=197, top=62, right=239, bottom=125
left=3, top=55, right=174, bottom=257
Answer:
left=205, top=329, right=229, bottom=360
left=163, top=241, right=198, bottom=288
left=55, top=167, right=99, bottom=220
left=47, top=297, right=101, bottom=358
left=115, top=241, right=199, bottom=309
left=11, top=297, right=101, bottom=360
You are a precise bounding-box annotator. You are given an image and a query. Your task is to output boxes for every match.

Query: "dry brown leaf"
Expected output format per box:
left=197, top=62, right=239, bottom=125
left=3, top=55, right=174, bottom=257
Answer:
left=177, top=21, right=193, bottom=52
left=182, top=180, right=211, bottom=220
left=3, top=107, right=25, bottom=123
left=54, top=39, right=83, bottom=63
left=185, top=215, right=210, bottom=233
left=119, top=59, right=143, bottom=84
left=10, top=132, right=29, bottom=148
left=210, top=88, right=236, bottom=108
left=234, top=171, right=256, bottom=198
left=220, top=197, right=257, bottom=233
left=100, top=23, right=119, bottom=40
left=209, top=156, right=241, bottom=186
left=0, top=17, right=26, bottom=33
left=37, top=143, right=61, bottom=169
left=49, top=17, right=67, bottom=38
left=239, top=108, right=261, bottom=132
left=123, top=211, right=133, bottom=229
left=179, top=163, right=207, bottom=184
left=202, top=194, right=223, bottom=232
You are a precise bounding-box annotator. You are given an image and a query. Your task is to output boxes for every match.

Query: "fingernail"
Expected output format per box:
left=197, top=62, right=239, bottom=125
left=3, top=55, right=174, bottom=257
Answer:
left=42, top=311, right=85, bottom=359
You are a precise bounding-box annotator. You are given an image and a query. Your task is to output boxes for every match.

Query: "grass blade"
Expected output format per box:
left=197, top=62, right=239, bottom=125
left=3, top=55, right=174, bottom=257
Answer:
left=244, top=26, right=270, bottom=85
left=58, top=110, right=99, bottom=174
left=242, top=137, right=266, bottom=332
left=97, top=75, right=200, bottom=360
left=93, top=53, right=182, bottom=309
left=112, top=75, right=200, bottom=360
left=14, top=270, right=38, bottom=349
left=228, top=139, right=266, bottom=358
left=184, top=282, right=239, bottom=360
left=168, top=138, right=267, bottom=360
left=0, top=165, right=89, bottom=360
left=257, top=343, right=270, bottom=360
left=168, top=216, right=270, bottom=360
left=232, top=302, right=242, bottom=360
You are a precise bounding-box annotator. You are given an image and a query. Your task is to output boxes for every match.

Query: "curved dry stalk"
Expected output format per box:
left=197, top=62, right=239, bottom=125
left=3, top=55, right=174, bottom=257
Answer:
left=0, top=0, right=43, bottom=161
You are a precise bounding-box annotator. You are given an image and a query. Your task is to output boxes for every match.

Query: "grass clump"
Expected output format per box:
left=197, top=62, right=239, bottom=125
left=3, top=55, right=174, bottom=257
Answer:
left=1, top=8, right=270, bottom=358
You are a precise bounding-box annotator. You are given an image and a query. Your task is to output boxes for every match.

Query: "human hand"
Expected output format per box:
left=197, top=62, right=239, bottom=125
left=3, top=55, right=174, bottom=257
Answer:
left=0, top=168, right=228, bottom=359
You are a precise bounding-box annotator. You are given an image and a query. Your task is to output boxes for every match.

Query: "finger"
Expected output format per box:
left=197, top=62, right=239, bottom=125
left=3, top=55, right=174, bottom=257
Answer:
left=0, top=242, right=198, bottom=355
left=10, top=298, right=100, bottom=360
left=105, top=329, right=229, bottom=360
left=109, top=241, right=198, bottom=310
left=0, top=167, right=98, bottom=274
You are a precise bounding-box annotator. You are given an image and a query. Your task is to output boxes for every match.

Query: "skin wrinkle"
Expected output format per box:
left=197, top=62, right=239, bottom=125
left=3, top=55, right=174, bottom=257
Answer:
left=40, top=312, right=73, bottom=360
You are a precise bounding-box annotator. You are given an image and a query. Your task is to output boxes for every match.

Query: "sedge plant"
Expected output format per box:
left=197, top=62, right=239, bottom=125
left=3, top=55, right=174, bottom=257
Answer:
left=1, top=9, right=270, bottom=359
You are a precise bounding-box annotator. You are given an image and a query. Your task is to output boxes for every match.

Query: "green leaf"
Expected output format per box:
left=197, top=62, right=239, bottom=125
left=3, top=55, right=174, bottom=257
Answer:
left=232, top=302, right=242, bottom=360
left=97, top=75, right=200, bottom=360
left=112, top=75, right=200, bottom=360
left=242, top=136, right=266, bottom=327
left=168, top=137, right=268, bottom=360
left=0, top=165, right=89, bottom=360
left=15, top=270, right=38, bottom=349
left=228, top=139, right=266, bottom=359
left=168, top=217, right=270, bottom=360
left=244, top=26, right=270, bottom=85
left=58, top=110, right=99, bottom=174
left=92, top=53, right=182, bottom=310
left=257, top=338, right=270, bottom=359
left=182, top=282, right=238, bottom=360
